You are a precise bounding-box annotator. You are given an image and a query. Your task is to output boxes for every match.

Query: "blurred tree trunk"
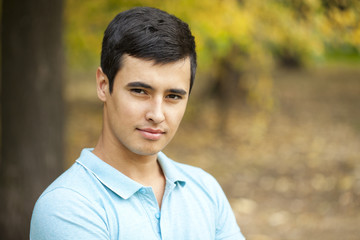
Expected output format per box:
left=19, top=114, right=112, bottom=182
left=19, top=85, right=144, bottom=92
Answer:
left=0, top=0, right=64, bottom=239
left=210, top=46, right=248, bottom=134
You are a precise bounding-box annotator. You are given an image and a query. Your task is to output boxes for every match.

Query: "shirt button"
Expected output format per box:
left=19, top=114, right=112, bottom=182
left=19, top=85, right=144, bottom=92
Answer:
left=139, top=188, right=146, bottom=194
left=155, top=212, right=161, bottom=219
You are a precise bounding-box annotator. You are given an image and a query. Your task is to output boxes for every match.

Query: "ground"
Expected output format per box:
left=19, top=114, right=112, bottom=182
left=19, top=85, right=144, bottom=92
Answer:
left=66, top=64, right=360, bottom=240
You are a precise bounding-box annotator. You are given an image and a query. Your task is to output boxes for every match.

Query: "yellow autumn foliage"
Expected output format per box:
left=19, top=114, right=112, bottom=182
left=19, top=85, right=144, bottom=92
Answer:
left=65, top=0, right=360, bottom=114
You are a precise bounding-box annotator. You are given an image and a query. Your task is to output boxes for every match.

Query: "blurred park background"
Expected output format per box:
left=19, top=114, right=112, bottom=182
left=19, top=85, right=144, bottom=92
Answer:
left=1, top=0, right=360, bottom=239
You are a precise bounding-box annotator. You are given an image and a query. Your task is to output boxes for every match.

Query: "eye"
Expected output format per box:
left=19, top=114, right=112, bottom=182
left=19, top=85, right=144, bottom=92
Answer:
left=166, top=94, right=182, bottom=100
left=130, top=88, right=146, bottom=95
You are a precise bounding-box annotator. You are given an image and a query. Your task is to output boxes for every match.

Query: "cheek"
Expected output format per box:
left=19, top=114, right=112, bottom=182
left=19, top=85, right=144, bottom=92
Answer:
left=107, top=104, right=139, bottom=132
left=167, top=104, right=187, bottom=127
left=114, top=97, right=145, bottom=118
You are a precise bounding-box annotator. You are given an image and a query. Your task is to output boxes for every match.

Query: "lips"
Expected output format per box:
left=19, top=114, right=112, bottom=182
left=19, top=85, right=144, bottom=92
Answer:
left=137, top=128, right=165, bottom=141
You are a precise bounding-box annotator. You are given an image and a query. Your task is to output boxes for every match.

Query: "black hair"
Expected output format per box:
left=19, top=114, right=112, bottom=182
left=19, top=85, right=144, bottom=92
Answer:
left=100, top=7, right=197, bottom=93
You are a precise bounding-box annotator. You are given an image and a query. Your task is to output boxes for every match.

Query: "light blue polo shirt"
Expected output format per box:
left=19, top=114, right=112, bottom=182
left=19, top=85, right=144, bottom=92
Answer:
left=30, top=148, right=245, bottom=240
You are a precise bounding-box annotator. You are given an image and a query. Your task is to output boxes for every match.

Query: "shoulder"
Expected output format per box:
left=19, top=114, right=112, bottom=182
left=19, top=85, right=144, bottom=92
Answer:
left=159, top=153, right=245, bottom=239
left=31, top=163, right=109, bottom=240
left=32, top=161, right=110, bottom=225
left=174, top=160, right=218, bottom=185
left=159, top=152, right=224, bottom=198
left=41, top=162, right=100, bottom=200
left=34, top=162, right=106, bottom=216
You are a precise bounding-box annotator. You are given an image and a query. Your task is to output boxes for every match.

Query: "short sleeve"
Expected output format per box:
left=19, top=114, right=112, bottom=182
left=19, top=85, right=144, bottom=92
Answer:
left=30, top=187, right=109, bottom=240
left=211, top=176, right=246, bottom=240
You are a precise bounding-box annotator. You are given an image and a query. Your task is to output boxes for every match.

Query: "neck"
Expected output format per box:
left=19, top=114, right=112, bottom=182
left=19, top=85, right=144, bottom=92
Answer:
left=93, top=128, right=166, bottom=208
left=92, top=133, right=163, bottom=185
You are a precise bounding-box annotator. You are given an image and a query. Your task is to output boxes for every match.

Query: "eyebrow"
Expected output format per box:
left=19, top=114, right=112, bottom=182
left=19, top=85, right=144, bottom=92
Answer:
left=126, top=81, right=153, bottom=89
left=167, top=88, right=187, bottom=96
left=127, top=81, right=188, bottom=96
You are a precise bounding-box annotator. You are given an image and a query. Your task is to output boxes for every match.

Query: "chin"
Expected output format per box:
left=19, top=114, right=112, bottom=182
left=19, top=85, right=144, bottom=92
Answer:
left=125, top=138, right=170, bottom=157
left=131, top=146, right=164, bottom=157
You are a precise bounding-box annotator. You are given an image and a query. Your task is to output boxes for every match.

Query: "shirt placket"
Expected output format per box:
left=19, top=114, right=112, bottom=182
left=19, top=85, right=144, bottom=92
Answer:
left=157, top=180, right=177, bottom=240
left=138, top=186, right=162, bottom=239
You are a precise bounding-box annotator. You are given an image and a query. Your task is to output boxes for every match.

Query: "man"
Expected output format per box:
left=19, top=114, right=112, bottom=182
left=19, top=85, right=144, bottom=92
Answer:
left=30, top=7, right=245, bottom=240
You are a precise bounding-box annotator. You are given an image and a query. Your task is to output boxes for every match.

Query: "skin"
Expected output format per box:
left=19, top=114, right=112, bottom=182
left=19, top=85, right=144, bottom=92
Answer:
left=93, top=55, right=191, bottom=207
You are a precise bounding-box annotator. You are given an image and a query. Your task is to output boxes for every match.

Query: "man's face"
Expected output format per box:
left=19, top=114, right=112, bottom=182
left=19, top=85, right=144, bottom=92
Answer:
left=98, top=55, right=190, bottom=157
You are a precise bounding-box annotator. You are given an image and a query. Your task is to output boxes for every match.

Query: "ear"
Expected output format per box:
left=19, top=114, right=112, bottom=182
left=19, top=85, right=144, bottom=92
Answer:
left=96, top=67, right=109, bottom=102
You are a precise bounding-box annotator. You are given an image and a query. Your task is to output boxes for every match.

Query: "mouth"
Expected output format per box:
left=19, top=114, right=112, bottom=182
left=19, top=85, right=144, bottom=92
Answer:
left=137, top=128, right=165, bottom=141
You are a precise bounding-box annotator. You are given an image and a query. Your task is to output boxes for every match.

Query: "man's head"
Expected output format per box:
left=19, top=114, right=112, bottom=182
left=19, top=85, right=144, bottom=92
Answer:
left=100, top=7, right=197, bottom=93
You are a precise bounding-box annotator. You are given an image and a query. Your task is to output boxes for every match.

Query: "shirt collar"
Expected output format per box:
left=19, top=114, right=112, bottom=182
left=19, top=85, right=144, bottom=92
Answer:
left=76, top=149, right=186, bottom=200
left=157, top=152, right=187, bottom=187
left=76, top=148, right=143, bottom=200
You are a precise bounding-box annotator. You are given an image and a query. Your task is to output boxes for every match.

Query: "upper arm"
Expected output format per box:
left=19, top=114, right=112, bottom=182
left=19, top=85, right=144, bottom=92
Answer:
left=215, top=187, right=246, bottom=239
left=30, top=188, right=109, bottom=240
left=204, top=174, right=245, bottom=240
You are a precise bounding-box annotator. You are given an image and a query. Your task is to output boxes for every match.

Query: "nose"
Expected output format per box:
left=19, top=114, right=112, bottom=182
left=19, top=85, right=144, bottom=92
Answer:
left=145, top=97, right=165, bottom=124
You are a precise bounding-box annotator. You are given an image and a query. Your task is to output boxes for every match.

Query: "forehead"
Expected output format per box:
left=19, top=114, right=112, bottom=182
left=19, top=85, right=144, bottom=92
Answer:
left=116, top=55, right=191, bottom=90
